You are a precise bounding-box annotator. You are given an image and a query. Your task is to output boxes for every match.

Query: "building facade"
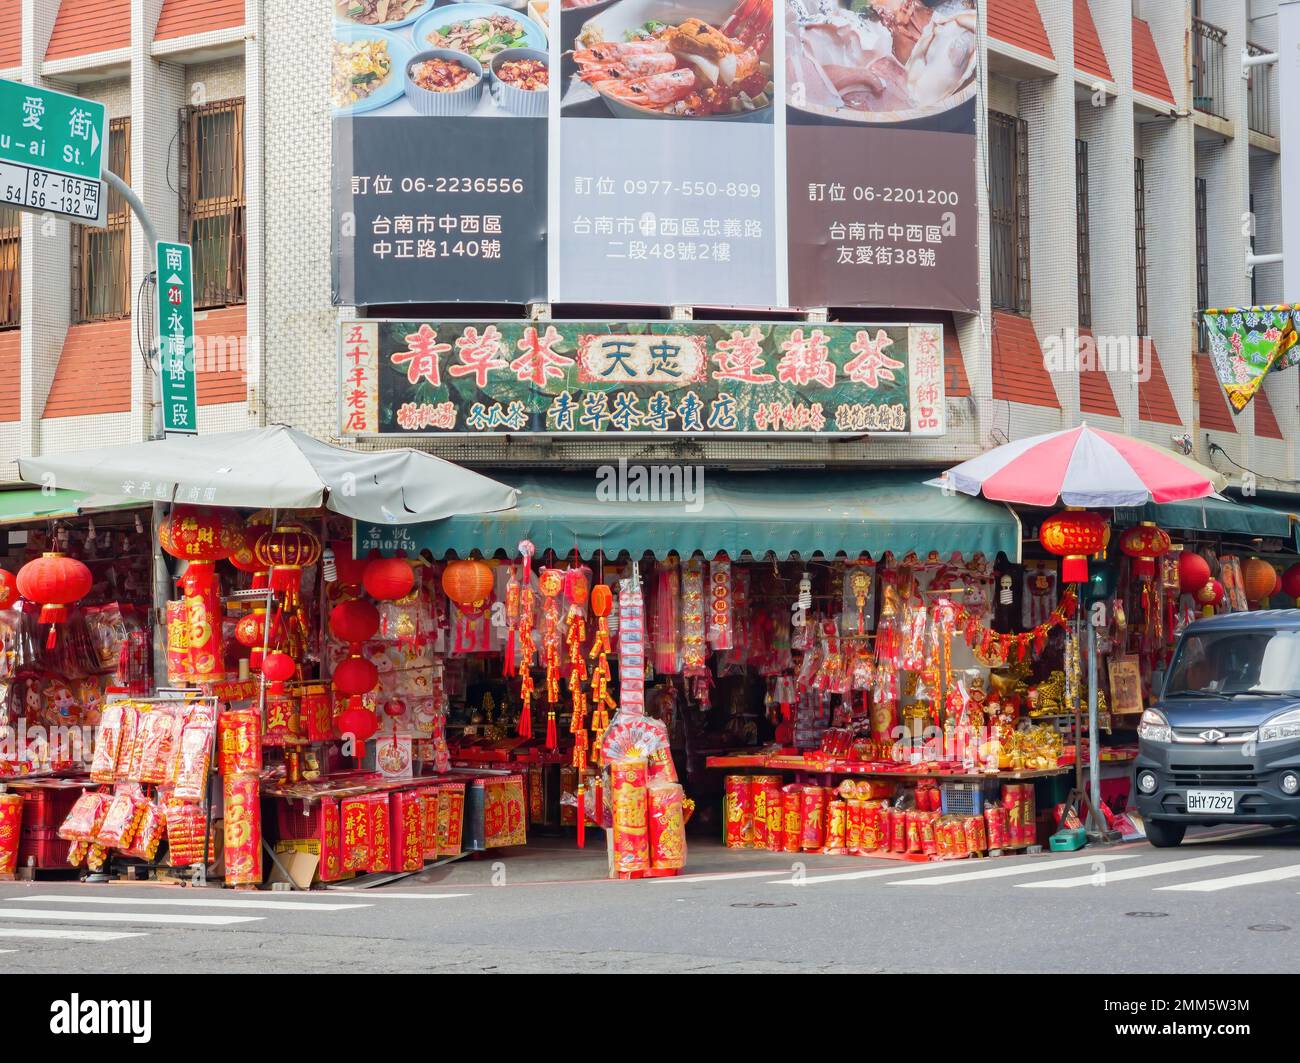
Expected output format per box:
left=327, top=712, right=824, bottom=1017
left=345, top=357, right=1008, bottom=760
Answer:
left=0, top=0, right=1290, bottom=486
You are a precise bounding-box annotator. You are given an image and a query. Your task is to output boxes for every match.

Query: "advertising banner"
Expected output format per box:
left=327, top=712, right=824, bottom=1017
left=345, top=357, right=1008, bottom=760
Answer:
left=339, top=318, right=945, bottom=435
left=1202, top=306, right=1300, bottom=413
left=329, top=0, right=978, bottom=312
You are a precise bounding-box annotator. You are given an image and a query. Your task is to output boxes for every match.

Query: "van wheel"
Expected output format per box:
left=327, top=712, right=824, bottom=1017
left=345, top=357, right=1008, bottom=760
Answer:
left=1145, top=820, right=1186, bottom=848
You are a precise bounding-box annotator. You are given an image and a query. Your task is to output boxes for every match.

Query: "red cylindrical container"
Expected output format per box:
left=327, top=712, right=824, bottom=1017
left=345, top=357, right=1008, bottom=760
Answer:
left=763, top=779, right=784, bottom=852
left=0, top=793, right=21, bottom=878
left=921, top=811, right=938, bottom=856
left=889, top=808, right=908, bottom=853
left=824, top=800, right=847, bottom=855
left=724, top=775, right=753, bottom=849
left=782, top=786, right=802, bottom=853
left=800, top=787, right=828, bottom=851
left=984, top=805, right=1008, bottom=850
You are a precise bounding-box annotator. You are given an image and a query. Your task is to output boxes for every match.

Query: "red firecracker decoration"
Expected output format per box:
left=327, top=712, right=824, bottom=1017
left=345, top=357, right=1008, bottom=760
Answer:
left=539, top=566, right=564, bottom=751
left=363, top=555, right=415, bottom=602
left=588, top=583, right=616, bottom=763
left=0, top=568, right=18, bottom=608
left=515, top=542, right=537, bottom=739
left=17, top=552, right=93, bottom=649
left=1118, top=522, right=1171, bottom=581
left=1040, top=510, right=1109, bottom=584
left=1179, top=551, right=1213, bottom=594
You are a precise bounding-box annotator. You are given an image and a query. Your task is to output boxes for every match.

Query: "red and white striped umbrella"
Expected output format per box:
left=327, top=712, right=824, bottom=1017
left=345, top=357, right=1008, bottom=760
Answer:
left=933, top=425, right=1227, bottom=508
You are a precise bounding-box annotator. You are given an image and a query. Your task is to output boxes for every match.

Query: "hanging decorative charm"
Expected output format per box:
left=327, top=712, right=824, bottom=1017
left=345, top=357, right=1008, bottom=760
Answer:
left=589, top=582, right=616, bottom=761
left=1118, top=522, right=1171, bottom=581
left=539, top=566, right=564, bottom=749
left=17, top=553, right=94, bottom=649
left=515, top=541, right=537, bottom=738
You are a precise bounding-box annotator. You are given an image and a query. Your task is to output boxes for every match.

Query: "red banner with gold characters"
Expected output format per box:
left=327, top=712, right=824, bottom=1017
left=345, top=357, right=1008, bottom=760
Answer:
left=341, top=795, right=371, bottom=874
left=222, top=775, right=262, bottom=887
left=611, top=759, right=650, bottom=875
left=483, top=775, right=527, bottom=849
left=218, top=710, right=261, bottom=778
left=648, top=781, right=686, bottom=871
left=368, top=794, right=391, bottom=874
left=391, top=791, right=424, bottom=873
left=0, top=793, right=21, bottom=878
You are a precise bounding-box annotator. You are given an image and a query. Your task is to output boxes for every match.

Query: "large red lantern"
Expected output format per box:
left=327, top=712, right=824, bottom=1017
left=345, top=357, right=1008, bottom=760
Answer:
left=0, top=569, right=17, bottom=608
left=1243, top=558, right=1278, bottom=605
left=235, top=607, right=282, bottom=669
left=1281, top=563, right=1300, bottom=605
left=329, top=599, right=380, bottom=646
left=160, top=505, right=245, bottom=591
left=17, top=552, right=93, bottom=648
left=254, top=523, right=321, bottom=599
left=333, top=654, right=379, bottom=715
left=335, top=707, right=378, bottom=744
left=1039, top=510, right=1109, bottom=584
left=442, top=559, right=495, bottom=615
left=1117, top=522, right=1171, bottom=581
left=261, top=650, right=297, bottom=694
left=363, top=556, right=415, bottom=602
left=1178, top=551, right=1212, bottom=594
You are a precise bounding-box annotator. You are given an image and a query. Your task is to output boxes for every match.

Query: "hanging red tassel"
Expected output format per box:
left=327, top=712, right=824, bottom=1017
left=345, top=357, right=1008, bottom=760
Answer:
left=576, top=783, right=586, bottom=849
left=518, top=700, right=532, bottom=740
left=545, top=711, right=558, bottom=750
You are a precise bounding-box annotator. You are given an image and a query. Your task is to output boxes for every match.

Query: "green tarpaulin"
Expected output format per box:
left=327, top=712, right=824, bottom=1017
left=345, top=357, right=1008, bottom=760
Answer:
left=355, top=470, right=1022, bottom=561
left=1115, top=496, right=1295, bottom=543
left=0, top=488, right=140, bottom=526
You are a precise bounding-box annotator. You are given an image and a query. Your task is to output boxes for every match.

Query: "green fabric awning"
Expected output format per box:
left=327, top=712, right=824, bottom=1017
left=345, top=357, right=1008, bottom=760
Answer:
left=1114, top=496, right=1295, bottom=542
left=0, top=488, right=141, bottom=527
left=356, top=471, right=1022, bottom=562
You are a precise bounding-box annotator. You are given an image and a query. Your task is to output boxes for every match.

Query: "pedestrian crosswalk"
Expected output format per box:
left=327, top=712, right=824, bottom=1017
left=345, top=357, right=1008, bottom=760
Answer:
left=768, top=847, right=1300, bottom=895
left=0, top=887, right=469, bottom=951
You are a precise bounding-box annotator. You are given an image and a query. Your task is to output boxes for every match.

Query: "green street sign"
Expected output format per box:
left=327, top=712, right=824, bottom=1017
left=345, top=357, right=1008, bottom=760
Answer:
left=158, top=241, right=198, bottom=436
left=0, top=79, right=106, bottom=180
left=0, top=79, right=107, bottom=224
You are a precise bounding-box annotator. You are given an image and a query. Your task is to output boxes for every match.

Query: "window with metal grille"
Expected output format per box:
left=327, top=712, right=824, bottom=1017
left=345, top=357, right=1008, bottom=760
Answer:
left=0, top=204, right=19, bottom=329
left=988, top=111, right=1030, bottom=314
left=1195, top=176, right=1208, bottom=351
left=1134, top=156, right=1148, bottom=337
left=180, top=98, right=246, bottom=309
left=1076, top=139, right=1091, bottom=329
left=71, top=117, right=130, bottom=323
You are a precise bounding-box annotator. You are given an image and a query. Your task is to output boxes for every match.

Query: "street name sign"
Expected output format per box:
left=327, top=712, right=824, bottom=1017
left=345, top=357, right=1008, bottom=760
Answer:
left=158, top=241, right=198, bottom=436
left=0, top=79, right=107, bottom=225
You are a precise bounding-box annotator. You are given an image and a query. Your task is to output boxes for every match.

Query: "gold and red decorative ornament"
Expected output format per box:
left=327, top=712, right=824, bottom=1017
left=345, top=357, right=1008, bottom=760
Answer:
left=563, top=565, right=591, bottom=768
left=363, top=554, right=415, bottom=602
left=1040, top=510, right=1109, bottom=584
left=235, top=606, right=281, bottom=670
left=588, top=583, right=616, bottom=761
left=514, top=541, right=537, bottom=739
left=1243, top=558, right=1278, bottom=605
left=1118, top=522, right=1171, bottom=581
left=539, top=566, right=564, bottom=750
left=0, top=568, right=18, bottom=608
left=1195, top=578, right=1225, bottom=617
left=254, top=522, right=321, bottom=604
left=17, top=552, right=93, bottom=649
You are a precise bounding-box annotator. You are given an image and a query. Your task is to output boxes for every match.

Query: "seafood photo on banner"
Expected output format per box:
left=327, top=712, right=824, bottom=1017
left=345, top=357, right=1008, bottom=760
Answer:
left=564, top=0, right=775, bottom=120
left=786, top=0, right=976, bottom=122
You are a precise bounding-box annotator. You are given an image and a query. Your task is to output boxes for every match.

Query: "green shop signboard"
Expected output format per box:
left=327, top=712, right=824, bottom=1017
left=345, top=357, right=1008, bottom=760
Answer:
left=338, top=320, right=946, bottom=438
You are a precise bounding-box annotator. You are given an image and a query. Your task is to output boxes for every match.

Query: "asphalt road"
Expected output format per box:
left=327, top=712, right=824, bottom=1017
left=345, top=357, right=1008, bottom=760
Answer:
left=2, top=826, right=1299, bottom=973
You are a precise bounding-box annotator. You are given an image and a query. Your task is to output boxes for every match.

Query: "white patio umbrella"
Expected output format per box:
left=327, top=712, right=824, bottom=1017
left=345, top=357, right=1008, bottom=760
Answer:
left=17, top=425, right=518, bottom=524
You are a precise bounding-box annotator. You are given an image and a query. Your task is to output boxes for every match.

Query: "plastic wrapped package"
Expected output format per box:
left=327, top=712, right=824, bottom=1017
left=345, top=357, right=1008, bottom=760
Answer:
left=59, top=792, right=110, bottom=843
left=96, top=790, right=144, bottom=850
left=647, top=780, right=686, bottom=870
left=91, top=704, right=132, bottom=783
left=137, top=711, right=181, bottom=786
left=122, top=803, right=166, bottom=862
left=610, top=758, right=650, bottom=874
left=172, top=722, right=213, bottom=802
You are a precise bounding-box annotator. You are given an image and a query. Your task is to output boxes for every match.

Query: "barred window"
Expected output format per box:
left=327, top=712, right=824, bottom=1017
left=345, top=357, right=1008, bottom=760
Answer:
left=1076, top=139, right=1091, bottom=329
left=1135, top=157, right=1148, bottom=337
left=0, top=204, right=18, bottom=329
left=180, top=97, right=246, bottom=309
left=989, top=112, right=1030, bottom=314
left=71, top=117, right=131, bottom=323
left=1196, top=176, right=1208, bottom=350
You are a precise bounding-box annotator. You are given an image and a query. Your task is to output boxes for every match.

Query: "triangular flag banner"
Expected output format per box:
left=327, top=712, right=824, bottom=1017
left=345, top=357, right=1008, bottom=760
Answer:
left=1202, top=305, right=1300, bottom=413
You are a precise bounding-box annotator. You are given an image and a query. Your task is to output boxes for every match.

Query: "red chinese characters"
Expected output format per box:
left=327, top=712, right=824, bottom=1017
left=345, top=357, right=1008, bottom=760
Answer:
left=391, top=324, right=450, bottom=386
left=776, top=328, right=837, bottom=388
left=511, top=325, right=573, bottom=386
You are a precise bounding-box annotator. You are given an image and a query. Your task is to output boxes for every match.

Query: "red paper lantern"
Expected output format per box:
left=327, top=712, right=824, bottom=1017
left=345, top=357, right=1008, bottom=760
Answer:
left=1281, top=563, right=1300, bottom=604
left=235, top=609, right=282, bottom=650
left=383, top=698, right=406, bottom=719
left=0, top=568, right=17, bottom=608
left=159, top=505, right=244, bottom=562
left=1243, top=558, right=1278, bottom=605
left=1040, top=510, right=1109, bottom=583
left=1195, top=579, right=1225, bottom=607
left=1117, top=522, right=1171, bottom=580
left=17, top=552, right=94, bottom=648
left=363, top=556, right=415, bottom=602
left=333, top=655, right=379, bottom=697
left=329, top=599, right=380, bottom=646
left=1272, top=570, right=1283, bottom=599
left=261, top=650, right=296, bottom=691
left=335, top=707, right=378, bottom=743
left=254, top=523, right=322, bottom=597
left=590, top=583, right=613, bottom=618
left=442, top=559, right=494, bottom=612
left=1178, top=551, right=1212, bottom=593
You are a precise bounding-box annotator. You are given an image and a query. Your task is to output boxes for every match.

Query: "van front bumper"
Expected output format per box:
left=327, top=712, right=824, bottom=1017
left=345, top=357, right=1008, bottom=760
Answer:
left=1134, top=737, right=1300, bottom=825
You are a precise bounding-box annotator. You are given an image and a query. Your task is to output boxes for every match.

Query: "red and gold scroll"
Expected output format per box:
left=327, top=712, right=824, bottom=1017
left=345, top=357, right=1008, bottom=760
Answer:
left=647, top=780, right=686, bottom=870
left=611, top=758, right=650, bottom=874
left=483, top=775, right=527, bottom=849
left=222, top=775, right=262, bottom=886
left=0, top=793, right=21, bottom=878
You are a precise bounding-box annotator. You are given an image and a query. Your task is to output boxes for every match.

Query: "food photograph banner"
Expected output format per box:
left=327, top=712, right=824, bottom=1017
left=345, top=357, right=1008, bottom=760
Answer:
left=338, top=319, right=946, bottom=435
left=330, top=0, right=978, bottom=311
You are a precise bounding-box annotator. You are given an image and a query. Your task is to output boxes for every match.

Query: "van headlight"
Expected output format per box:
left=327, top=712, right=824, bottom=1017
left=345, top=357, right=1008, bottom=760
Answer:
left=1138, top=708, right=1173, bottom=744
left=1259, top=708, right=1300, bottom=744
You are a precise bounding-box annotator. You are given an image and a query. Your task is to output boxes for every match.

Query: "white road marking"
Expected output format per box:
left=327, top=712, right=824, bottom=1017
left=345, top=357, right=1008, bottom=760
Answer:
left=0, top=908, right=261, bottom=926
left=651, top=870, right=793, bottom=884
left=770, top=861, right=964, bottom=886
left=0, top=927, right=148, bottom=942
left=8, top=895, right=371, bottom=912
left=322, top=891, right=469, bottom=899
left=1018, top=854, right=1258, bottom=889
left=1157, top=864, right=1300, bottom=892
left=891, top=853, right=1141, bottom=886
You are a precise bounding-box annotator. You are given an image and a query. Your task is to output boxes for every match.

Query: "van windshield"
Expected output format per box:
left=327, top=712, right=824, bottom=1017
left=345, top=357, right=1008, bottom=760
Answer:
left=1165, top=629, right=1300, bottom=698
